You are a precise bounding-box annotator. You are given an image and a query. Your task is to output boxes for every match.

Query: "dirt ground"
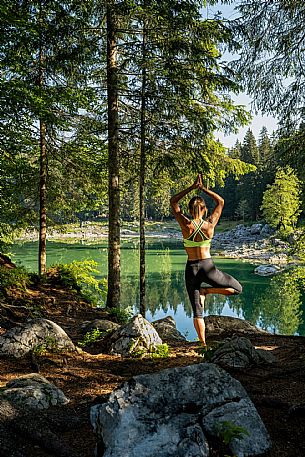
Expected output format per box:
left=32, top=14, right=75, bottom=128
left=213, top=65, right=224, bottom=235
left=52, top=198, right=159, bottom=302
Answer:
left=1, top=275, right=305, bottom=457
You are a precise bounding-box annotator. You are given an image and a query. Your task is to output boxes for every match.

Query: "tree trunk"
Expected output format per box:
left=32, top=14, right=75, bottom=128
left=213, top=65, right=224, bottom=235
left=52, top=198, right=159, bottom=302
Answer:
left=106, top=4, right=120, bottom=308
left=38, top=5, right=47, bottom=276
left=139, top=16, right=147, bottom=317
left=39, top=119, right=47, bottom=276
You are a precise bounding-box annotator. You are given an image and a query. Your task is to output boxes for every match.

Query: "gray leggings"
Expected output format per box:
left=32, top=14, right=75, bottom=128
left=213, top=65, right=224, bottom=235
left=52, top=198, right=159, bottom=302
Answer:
left=185, top=258, right=242, bottom=318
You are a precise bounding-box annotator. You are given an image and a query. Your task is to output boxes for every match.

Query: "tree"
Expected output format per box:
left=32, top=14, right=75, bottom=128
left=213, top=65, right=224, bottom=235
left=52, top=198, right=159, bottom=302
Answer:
left=106, top=3, right=121, bottom=308
left=237, top=129, right=260, bottom=220
left=0, top=1, right=97, bottom=272
left=232, top=0, right=305, bottom=129
left=261, top=166, right=302, bottom=234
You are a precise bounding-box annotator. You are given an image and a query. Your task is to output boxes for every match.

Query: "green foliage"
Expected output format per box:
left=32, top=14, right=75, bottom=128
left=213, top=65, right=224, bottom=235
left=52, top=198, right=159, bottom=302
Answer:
left=78, top=329, right=103, bottom=348
left=33, top=336, right=58, bottom=356
left=261, top=166, right=302, bottom=235
left=150, top=343, right=169, bottom=359
left=52, top=260, right=107, bottom=306
left=214, top=420, right=250, bottom=446
left=107, top=306, right=133, bottom=324
left=233, top=0, right=305, bottom=128
left=290, top=229, right=305, bottom=260
left=0, top=266, right=29, bottom=294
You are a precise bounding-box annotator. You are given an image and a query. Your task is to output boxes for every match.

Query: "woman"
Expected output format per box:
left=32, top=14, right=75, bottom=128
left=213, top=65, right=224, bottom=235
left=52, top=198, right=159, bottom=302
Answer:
left=170, top=174, right=242, bottom=345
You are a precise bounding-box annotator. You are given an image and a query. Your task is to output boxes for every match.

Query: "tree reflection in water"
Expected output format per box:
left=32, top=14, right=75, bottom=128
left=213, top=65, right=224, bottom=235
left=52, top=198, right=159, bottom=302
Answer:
left=255, top=267, right=305, bottom=335
left=120, top=246, right=305, bottom=337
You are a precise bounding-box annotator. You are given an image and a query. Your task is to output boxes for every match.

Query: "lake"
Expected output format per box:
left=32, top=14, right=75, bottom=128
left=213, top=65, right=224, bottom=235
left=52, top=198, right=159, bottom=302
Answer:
left=11, top=239, right=305, bottom=339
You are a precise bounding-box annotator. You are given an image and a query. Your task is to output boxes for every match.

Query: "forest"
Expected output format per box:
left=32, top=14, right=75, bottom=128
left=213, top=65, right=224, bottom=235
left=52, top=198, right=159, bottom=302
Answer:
left=0, top=0, right=305, bottom=308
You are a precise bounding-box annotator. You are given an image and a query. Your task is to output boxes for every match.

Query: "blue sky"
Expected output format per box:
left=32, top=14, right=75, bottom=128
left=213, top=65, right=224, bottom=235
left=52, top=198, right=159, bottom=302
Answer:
left=206, top=2, right=278, bottom=148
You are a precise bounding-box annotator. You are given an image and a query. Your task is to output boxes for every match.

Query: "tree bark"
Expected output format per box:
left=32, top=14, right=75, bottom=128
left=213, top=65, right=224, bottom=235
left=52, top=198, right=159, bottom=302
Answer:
left=39, top=119, right=47, bottom=276
left=106, top=4, right=120, bottom=308
left=38, top=4, right=47, bottom=276
left=139, top=20, right=147, bottom=317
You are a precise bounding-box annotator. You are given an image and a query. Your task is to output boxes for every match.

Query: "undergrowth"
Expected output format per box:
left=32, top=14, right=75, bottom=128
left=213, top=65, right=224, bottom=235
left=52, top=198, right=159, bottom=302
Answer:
left=51, top=260, right=107, bottom=306
left=0, top=265, right=30, bottom=294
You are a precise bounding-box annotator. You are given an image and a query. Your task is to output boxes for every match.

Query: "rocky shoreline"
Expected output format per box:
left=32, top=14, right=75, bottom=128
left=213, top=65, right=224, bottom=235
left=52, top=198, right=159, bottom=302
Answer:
left=17, top=222, right=293, bottom=266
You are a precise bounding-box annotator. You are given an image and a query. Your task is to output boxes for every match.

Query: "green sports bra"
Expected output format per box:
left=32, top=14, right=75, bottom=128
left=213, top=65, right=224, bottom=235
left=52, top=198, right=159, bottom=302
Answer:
left=183, top=219, right=212, bottom=248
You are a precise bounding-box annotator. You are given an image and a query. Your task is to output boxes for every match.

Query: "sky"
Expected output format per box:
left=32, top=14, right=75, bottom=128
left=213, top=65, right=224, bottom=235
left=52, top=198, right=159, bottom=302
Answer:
left=205, top=2, right=278, bottom=148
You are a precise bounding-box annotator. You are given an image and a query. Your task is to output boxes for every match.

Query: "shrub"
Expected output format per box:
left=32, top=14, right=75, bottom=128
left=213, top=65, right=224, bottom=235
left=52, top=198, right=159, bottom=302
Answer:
left=78, top=328, right=103, bottom=347
left=0, top=265, right=29, bottom=294
left=107, top=306, right=133, bottom=324
left=51, top=260, right=107, bottom=306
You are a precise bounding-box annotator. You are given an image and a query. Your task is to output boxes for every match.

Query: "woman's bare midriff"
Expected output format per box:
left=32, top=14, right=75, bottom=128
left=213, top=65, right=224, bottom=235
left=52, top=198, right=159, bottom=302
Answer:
left=185, top=246, right=211, bottom=261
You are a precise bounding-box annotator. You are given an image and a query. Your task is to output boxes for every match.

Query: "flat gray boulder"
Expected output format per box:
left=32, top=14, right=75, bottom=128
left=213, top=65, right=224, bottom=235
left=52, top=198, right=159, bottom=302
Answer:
left=152, top=316, right=186, bottom=342
left=210, top=336, right=277, bottom=368
left=1, top=373, right=69, bottom=410
left=91, top=363, right=271, bottom=457
left=106, top=314, right=162, bottom=356
left=205, top=315, right=269, bottom=337
left=0, top=319, right=75, bottom=358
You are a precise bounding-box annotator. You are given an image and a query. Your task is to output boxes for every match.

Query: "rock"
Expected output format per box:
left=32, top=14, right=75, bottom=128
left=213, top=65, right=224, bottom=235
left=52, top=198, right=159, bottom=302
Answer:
left=261, top=224, right=272, bottom=236
left=205, top=315, right=269, bottom=337
left=152, top=316, right=186, bottom=342
left=210, top=336, right=277, bottom=368
left=254, top=264, right=281, bottom=276
left=91, top=363, right=271, bottom=457
left=0, top=319, right=75, bottom=358
left=81, top=319, right=120, bottom=335
left=106, top=314, right=162, bottom=356
left=2, top=373, right=69, bottom=410
left=250, top=223, right=263, bottom=235
left=202, top=398, right=270, bottom=457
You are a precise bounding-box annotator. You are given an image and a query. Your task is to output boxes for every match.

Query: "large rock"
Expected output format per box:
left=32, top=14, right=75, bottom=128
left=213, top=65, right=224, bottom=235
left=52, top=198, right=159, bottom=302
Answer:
left=0, top=319, right=75, bottom=358
left=210, top=336, right=277, bottom=368
left=91, top=363, right=271, bottom=457
left=81, top=319, right=120, bottom=335
left=152, top=316, right=186, bottom=342
left=205, top=315, right=269, bottom=337
left=1, top=373, right=69, bottom=410
left=106, top=314, right=162, bottom=356
left=254, top=264, right=281, bottom=276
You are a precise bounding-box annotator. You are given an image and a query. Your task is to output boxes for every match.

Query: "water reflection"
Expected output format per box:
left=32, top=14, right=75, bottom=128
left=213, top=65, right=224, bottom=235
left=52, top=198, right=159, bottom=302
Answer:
left=122, top=264, right=305, bottom=337
left=11, top=240, right=305, bottom=337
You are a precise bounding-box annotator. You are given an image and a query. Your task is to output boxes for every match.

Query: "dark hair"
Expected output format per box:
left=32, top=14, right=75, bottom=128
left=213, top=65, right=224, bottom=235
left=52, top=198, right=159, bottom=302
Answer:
left=188, top=196, right=207, bottom=219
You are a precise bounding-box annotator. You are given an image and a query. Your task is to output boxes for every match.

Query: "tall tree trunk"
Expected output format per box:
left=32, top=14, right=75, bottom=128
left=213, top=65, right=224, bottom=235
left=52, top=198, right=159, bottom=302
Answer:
left=38, top=4, right=47, bottom=276
left=106, top=4, right=120, bottom=308
left=39, top=119, right=47, bottom=275
left=139, top=17, right=147, bottom=317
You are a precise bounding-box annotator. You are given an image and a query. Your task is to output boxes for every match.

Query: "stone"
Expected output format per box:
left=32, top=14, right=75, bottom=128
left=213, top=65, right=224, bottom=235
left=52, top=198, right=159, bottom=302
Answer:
left=0, top=319, right=75, bottom=358
left=210, top=336, right=277, bottom=368
left=250, top=224, right=263, bottom=235
left=91, top=363, right=271, bottom=457
left=81, top=319, right=120, bottom=335
left=106, top=314, right=162, bottom=356
left=202, top=398, right=270, bottom=457
left=205, top=315, right=269, bottom=337
left=152, top=316, right=186, bottom=342
left=261, top=224, right=272, bottom=236
left=2, top=373, right=69, bottom=410
left=254, top=265, right=281, bottom=276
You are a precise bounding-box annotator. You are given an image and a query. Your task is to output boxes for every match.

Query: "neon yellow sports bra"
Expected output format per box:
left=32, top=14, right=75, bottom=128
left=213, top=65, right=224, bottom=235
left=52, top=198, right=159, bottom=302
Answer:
left=183, top=219, right=212, bottom=248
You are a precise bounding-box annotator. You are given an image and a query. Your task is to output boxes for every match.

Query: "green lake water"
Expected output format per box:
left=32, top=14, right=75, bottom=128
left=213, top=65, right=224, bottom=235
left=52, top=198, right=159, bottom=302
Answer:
left=11, top=239, right=305, bottom=340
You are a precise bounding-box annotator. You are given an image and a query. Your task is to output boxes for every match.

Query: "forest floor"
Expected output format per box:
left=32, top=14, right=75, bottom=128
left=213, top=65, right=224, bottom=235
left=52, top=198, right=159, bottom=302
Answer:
left=1, top=274, right=305, bottom=457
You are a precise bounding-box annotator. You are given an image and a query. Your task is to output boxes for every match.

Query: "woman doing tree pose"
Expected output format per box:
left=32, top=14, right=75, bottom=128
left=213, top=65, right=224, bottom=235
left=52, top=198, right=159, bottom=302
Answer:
left=170, top=174, right=242, bottom=345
